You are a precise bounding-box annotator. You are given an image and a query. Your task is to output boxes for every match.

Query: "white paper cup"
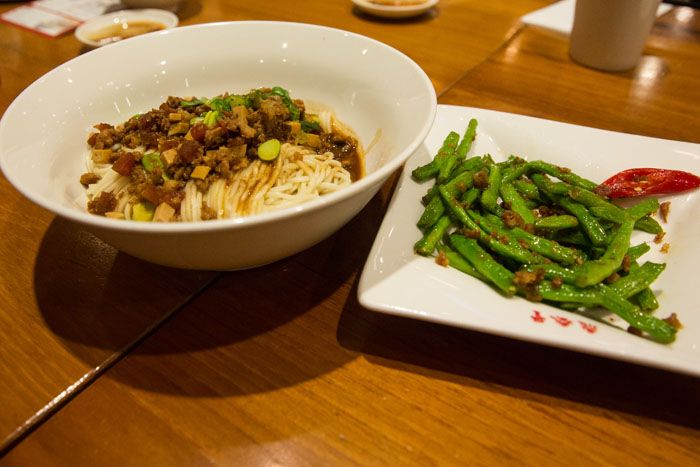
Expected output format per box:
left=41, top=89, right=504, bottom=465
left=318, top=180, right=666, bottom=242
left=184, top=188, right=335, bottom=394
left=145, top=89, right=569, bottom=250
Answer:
left=569, top=0, right=661, bottom=72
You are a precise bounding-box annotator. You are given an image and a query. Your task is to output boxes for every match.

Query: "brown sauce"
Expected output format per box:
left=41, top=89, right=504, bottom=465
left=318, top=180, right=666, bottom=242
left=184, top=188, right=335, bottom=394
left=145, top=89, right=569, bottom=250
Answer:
left=88, top=20, right=166, bottom=45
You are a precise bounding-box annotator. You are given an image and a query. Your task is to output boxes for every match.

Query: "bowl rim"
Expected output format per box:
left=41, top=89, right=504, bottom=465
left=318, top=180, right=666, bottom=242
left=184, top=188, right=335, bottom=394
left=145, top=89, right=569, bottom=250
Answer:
left=0, top=20, right=437, bottom=234
left=352, top=0, right=439, bottom=14
left=74, top=8, right=180, bottom=48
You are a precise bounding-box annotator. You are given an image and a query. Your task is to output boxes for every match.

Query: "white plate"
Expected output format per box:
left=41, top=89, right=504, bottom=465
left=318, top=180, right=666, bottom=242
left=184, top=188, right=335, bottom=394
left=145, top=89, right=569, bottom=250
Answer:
left=358, top=105, right=700, bottom=376
left=74, top=8, right=178, bottom=48
left=352, top=0, right=438, bottom=18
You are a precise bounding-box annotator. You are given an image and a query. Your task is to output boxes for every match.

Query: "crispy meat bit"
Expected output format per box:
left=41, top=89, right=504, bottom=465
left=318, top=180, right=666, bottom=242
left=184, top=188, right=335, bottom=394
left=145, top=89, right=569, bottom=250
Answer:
left=659, top=201, right=671, bottom=223
left=654, top=231, right=666, bottom=244
left=604, top=272, right=621, bottom=284
left=663, top=313, right=683, bottom=330
left=627, top=326, right=643, bottom=337
left=189, top=123, right=207, bottom=143
left=178, top=140, right=202, bottom=164
left=204, top=126, right=227, bottom=148
left=87, top=191, right=117, bottom=216
left=201, top=203, right=217, bottom=220
left=513, top=268, right=545, bottom=301
left=661, top=243, right=670, bottom=254
left=436, top=250, right=449, bottom=267
left=80, top=172, right=101, bottom=186
left=502, top=210, right=524, bottom=229
left=221, top=106, right=256, bottom=138
left=112, top=151, right=136, bottom=176
left=473, top=169, right=489, bottom=189
left=621, top=254, right=632, bottom=272
left=551, top=277, right=563, bottom=289
left=535, top=205, right=560, bottom=218
left=463, top=228, right=481, bottom=239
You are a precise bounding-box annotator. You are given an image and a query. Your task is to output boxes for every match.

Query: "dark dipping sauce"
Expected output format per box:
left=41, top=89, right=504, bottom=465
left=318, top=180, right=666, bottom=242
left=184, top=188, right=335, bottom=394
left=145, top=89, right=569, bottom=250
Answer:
left=87, top=20, right=166, bottom=45
left=320, top=132, right=363, bottom=181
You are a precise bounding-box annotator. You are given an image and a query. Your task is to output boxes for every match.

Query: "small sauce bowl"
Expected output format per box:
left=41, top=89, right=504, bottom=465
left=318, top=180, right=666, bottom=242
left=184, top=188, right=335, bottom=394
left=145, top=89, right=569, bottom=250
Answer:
left=75, top=9, right=178, bottom=48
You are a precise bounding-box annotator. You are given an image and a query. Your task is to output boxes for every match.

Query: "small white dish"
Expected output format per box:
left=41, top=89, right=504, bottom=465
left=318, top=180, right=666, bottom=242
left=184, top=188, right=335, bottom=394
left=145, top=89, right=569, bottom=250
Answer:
left=358, top=104, right=700, bottom=377
left=352, top=0, right=439, bottom=19
left=74, top=8, right=178, bottom=48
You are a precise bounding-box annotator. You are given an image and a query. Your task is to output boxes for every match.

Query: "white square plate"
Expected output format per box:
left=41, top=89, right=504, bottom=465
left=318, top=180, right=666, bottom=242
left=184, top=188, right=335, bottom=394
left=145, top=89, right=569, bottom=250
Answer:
left=358, top=105, right=700, bottom=376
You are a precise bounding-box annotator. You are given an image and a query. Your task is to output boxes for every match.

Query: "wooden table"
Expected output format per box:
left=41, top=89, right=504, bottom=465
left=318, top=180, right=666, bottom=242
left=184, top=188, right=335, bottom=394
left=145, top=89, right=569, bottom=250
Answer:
left=1, top=1, right=698, bottom=464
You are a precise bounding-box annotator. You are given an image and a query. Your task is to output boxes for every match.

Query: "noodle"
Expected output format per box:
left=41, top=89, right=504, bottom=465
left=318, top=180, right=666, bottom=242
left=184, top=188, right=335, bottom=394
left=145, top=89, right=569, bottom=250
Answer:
left=81, top=88, right=362, bottom=222
left=178, top=143, right=352, bottom=221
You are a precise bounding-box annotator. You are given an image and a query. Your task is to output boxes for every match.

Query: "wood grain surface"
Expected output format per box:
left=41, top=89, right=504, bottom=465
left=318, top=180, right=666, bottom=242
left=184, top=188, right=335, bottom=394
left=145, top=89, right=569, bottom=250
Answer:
left=0, top=0, right=552, bottom=452
left=440, top=7, right=700, bottom=143
left=2, top=0, right=700, bottom=465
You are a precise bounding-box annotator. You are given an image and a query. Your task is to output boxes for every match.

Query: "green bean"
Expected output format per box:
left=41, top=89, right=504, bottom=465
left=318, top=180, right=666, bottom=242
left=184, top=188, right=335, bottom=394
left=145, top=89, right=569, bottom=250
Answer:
left=449, top=235, right=516, bottom=295
left=422, top=169, right=475, bottom=204
left=539, top=180, right=570, bottom=196
left=439, top=119, right=478, bottom=182
left=460, top=187, right=480, bottom=207
left=627, top=243, right=650, bottom=262
left=525, top=160, right=598, bottom=191
left=623, top=256, right=659, bottom=311
left=417, top=195, right=445, bottom=230
left=531, top=173, right=607, bottom=246
left=534, top=215, right=579, bottom=230
left=538, top=281, right=602, bottom=306
left=634, top=216, right=663, bottom=234
left=626, top=197, right=660, bottom=221
left=589, top=205, right=627, bottom=223
left=480, top=163, right=503, bottom=215
left=568, top=186, right=626, bottom=217
left=411, top=131, right=460, bottom=182
left=608, top=261, right=666, bottom=298
left=437, top=244, right=486, bottom=281
left=552, top=230, right=591, bottom=248
left=573, top=219, right=634, bottom=287
left=502, top=162, right=528, bottom=184
left=524, top=264, right=577, bottom=284
left=512, top=179, right=541, bottom=201
left=411, top=118, right=677, bottom=344
left=555, top=196, right=608, bottom=247
left=500, top=182, right=536, bottom=225
left=438, top=185, right=481, bottom=230
left=474, top=212, right=582, bottom=265
left=454, top=155, right=486, bottom=174
left=415, top=215, right=452, bottom=256
left=633, top=288, right=660, bottom=312
left=438, top=186, right=539, bottom=264
left=597, top=286, right=676, bottom=344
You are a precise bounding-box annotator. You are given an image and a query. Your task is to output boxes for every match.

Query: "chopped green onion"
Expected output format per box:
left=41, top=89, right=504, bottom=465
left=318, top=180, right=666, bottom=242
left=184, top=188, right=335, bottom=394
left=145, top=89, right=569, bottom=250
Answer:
left=203, top=110, right=219, bottom=127
left=180, top=97, right=205, bottom=108
left=301, top=119, right=322, bottom=133
left=142, top=152, right=164, bottom=172
left=206, top=96, right=231, bottom=112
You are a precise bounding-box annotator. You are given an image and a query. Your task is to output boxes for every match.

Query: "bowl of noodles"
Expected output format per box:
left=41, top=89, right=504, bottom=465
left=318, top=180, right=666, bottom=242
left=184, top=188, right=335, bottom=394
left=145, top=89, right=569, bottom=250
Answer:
left=0, top=21, right=436, bottom=270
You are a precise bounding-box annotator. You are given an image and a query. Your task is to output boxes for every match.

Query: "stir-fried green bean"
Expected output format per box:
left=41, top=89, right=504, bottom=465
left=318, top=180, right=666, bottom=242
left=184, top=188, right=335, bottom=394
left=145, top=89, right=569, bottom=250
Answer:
left=412, top=118, right=676, bottom=343
left=412, top=132, right=460, bottom=181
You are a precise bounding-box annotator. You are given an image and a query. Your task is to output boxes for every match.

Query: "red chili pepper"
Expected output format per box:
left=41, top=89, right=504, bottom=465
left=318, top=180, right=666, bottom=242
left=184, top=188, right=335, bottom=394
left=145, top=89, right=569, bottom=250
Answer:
left=596, top=168, right=700, bottom=199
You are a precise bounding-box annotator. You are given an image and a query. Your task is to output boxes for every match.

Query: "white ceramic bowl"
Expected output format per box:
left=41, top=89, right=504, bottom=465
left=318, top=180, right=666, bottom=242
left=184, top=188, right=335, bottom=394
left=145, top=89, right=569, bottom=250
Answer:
left=0, top=21, right=436, bottom=270
left=74, top=9, right=179, bottom=48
